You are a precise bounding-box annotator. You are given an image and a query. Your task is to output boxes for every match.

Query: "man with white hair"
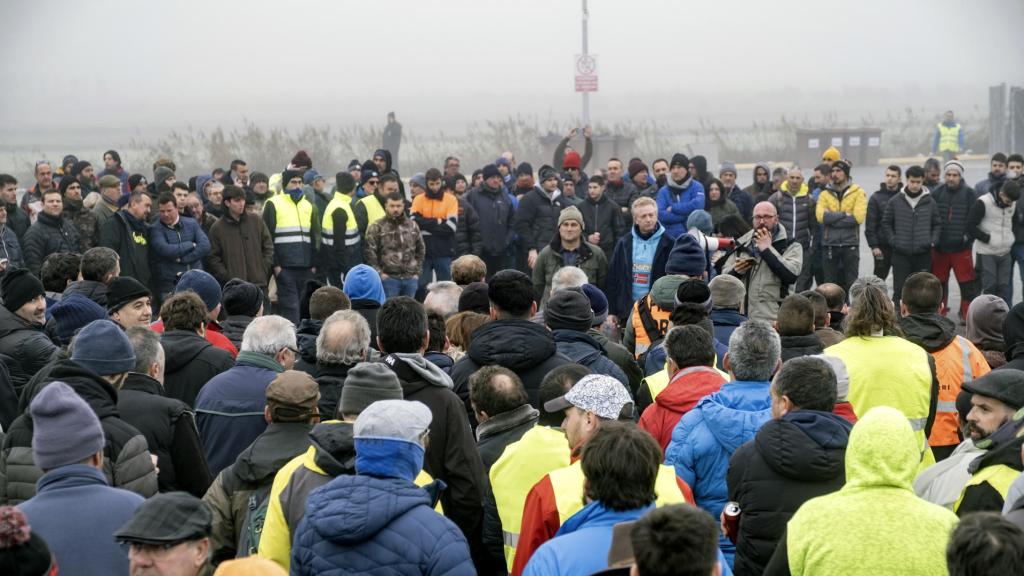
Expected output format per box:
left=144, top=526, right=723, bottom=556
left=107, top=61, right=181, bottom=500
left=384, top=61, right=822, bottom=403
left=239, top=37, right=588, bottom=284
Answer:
left=424, top=280, right=463, bottom=319
left=314, top=310, right=372, bottom=419
left=195, top=314, right=298, bottom=476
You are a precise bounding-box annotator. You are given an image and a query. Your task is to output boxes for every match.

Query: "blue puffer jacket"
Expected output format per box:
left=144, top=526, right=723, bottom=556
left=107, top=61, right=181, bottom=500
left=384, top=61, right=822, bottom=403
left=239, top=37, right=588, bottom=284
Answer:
left=552, top=330, right=628, bottom=388
left=148, top=215, right=210, bottom=295
left=664, top=380, right=771, bottom=565
left=711, top=308, right=746, bottom=347
left=656, top=178, right=706, bottom=239
left=291, top=438, right=474, bottom=576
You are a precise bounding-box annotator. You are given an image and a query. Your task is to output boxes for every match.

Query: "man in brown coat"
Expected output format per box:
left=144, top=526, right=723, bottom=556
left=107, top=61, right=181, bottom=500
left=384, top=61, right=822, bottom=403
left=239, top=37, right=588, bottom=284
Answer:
left=207, top=185, right=274, bottom=295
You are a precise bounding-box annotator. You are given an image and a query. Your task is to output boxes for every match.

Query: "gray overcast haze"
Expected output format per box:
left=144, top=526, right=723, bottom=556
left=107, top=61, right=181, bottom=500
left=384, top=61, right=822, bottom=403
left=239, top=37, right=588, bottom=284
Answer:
left=2, top=0, right=1024, bottom=136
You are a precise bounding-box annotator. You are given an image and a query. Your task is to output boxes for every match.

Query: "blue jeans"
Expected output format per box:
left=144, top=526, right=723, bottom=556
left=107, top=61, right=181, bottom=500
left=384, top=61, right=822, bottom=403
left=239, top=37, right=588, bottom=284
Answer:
left=419, top=256, right=452, bottom=287
left=382, top=277, right=418, bottom=298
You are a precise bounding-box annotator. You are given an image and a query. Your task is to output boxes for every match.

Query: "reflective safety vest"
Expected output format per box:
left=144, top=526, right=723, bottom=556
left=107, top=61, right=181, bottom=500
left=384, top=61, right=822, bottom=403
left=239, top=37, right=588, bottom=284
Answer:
left=548, top=461, right=689, bottom=526
left=358, top=194, right=386, bottom=230
left=631, top=294, right=671, bottom=359
left=827, top=336, right=933, bottom=457
left=266, top=193, right=316, bottom=266
left=491, top=426, right=572, bottom=570
left=929, top=336, right=990, bottom=448
left=322, top=193, right=359, bottom=249
left=954, top=463, right=1019, bottom=513
left=937, top=123, right=962, bottom=153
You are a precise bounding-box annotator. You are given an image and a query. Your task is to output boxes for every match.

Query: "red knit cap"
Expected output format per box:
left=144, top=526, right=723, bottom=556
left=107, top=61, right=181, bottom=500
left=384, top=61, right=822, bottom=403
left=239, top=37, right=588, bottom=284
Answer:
left=563, top=151, right=582, bottom=170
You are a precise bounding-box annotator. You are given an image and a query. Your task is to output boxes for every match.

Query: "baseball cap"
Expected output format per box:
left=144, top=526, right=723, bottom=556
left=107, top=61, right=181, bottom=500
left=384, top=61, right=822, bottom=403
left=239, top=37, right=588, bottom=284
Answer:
left=544, top=374, right=633, bottom=420
left=354, top=399, right=432, bottom=444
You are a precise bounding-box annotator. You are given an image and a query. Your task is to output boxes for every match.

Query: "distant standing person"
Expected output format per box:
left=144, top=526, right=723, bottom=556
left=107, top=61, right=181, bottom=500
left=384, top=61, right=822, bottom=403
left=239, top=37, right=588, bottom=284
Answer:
left=933, top=110, right=964, bottom=163
left=383, top=111, right=403, bottom=172
left=816, top=160, right=866, bottom=297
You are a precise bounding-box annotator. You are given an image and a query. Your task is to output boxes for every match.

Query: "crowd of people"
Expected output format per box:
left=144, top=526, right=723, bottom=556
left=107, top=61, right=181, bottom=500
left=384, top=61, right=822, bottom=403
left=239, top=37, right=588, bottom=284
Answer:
left=2, top=133, right=1024, bottom=575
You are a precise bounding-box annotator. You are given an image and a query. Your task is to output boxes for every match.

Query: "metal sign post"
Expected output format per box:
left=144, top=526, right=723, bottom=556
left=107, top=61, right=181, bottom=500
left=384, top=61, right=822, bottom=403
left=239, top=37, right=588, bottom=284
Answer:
left=575, top=0, right=596, bottom=128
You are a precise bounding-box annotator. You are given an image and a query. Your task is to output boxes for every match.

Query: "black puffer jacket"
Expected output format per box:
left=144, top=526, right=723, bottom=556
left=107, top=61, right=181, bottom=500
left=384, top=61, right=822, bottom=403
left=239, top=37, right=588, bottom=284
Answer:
left=118, top=372, right=212, bottom=496
left=864, top=184, right=900, bottom=250
left=932, top=182, right=978, bottom=252
left=161, top=330, right=235, bottom=407
left=727, top=411, right=851, bottom=576
left=882, top=191, right=941, bottom=255
left=465, top=184, right=514, bottom=256
left=454, top=195, right=482, bottom=257
left=22, top=212, right=80, bottom=276
left=769, top=186, right=815, bottom=245
left=451, top=319, right=572, bottom=426
left=0, top=306, right=56, bottom=395
left=512, top=187, right=568, bottom=253
left=0, top=359, right=158, bottom=504
left=578, top=193, right=625, bottom=255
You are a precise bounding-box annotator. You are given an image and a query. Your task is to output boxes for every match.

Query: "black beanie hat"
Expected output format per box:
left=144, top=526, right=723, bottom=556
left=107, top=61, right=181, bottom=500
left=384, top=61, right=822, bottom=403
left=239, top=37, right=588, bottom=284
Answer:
left=670, top=153, right=690, bottom=169
left=107, top=276, right=151, bottom=313
left=1, top=269, right=45, bottom=314
left=282, top=169, right=303, bottom=188
left=515, top=162, right=534, bottom=178
left=222, top=278, right=264, bottom=317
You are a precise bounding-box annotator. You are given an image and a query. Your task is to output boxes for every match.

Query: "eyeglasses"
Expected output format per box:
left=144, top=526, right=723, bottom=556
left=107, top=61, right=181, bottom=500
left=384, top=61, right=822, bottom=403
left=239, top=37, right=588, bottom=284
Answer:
left=753, top=214, right=776, bottom=221
left=365, top=180, right=379, bottom=186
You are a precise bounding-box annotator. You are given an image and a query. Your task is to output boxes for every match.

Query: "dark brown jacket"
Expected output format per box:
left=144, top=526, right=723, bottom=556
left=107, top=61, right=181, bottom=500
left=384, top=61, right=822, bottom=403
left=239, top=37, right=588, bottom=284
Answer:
left=206, top=212, right=274, bottom=287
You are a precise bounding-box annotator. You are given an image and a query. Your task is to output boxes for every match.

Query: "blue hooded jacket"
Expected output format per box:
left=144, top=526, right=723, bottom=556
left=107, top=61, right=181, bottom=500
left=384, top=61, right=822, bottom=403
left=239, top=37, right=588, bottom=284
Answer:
left=664, top=380, right=771, bottom=565
left=291, top=438, right=474, bottom=575
left=343, top=264, right=385, bottom=305
left=525, top=501, right=734, bottom=576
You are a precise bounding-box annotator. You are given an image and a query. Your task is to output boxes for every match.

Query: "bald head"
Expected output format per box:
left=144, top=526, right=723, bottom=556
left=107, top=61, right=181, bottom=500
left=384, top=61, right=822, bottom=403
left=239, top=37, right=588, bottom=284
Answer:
left=317, top=310, right=371, bottom=366
left=753, top=202, right=778, bottom=228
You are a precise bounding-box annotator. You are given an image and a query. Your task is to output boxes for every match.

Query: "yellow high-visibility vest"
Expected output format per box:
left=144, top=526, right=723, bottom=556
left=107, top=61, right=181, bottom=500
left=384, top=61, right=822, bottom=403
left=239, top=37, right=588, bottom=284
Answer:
left=491, top=426, right=571, bottom=570
left=937, top=123, right=962, bottom=153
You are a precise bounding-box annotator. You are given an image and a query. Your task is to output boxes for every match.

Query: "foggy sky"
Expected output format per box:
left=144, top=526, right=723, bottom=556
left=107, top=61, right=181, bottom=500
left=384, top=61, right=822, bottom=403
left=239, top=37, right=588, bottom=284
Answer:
left=2, top=0, right=1023, bottom=135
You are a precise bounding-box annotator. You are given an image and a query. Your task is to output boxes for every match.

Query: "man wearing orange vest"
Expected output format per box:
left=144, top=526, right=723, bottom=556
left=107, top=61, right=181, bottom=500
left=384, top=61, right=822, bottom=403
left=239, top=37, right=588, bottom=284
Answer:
left=510, top=374, right=694, bottom=576
left=622, top=233, right=709, bottom=360
left=899, top=271, right=990, bottom=461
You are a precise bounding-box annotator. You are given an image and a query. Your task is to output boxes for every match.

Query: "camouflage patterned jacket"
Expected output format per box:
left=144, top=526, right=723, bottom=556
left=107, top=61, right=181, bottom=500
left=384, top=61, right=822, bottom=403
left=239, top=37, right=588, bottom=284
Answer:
left=364, top=213, right=425, bottom=279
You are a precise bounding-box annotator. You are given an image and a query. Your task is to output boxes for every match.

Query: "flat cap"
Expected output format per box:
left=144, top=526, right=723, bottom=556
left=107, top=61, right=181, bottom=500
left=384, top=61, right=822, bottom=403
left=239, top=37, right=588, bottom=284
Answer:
left=962, top=369, right=1024, bottom=410
left=114, top=492, right=212, bottom=545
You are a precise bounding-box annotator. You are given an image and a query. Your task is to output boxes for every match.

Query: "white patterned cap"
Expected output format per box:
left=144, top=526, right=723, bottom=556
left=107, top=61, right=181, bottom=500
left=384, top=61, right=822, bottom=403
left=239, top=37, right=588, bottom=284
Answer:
left=544, top=374, right=633, bottom=420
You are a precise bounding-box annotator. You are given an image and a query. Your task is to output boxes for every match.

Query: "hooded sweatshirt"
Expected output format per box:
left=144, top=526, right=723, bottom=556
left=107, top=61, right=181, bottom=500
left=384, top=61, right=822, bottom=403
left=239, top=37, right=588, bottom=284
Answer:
left=768, top=406, right=957, bottom=576
left=728, top=410, right=851, bottom=576
left=384, top=353, right=486, bottom=560
left=967, top=295, right=1008, bottom=368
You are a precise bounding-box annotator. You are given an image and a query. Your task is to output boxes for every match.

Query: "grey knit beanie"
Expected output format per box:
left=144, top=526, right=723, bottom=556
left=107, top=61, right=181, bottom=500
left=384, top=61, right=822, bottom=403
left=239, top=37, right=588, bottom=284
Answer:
left=339, top=362, right=404, bottom=419
left=30, top=381, right=104, bottom=470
